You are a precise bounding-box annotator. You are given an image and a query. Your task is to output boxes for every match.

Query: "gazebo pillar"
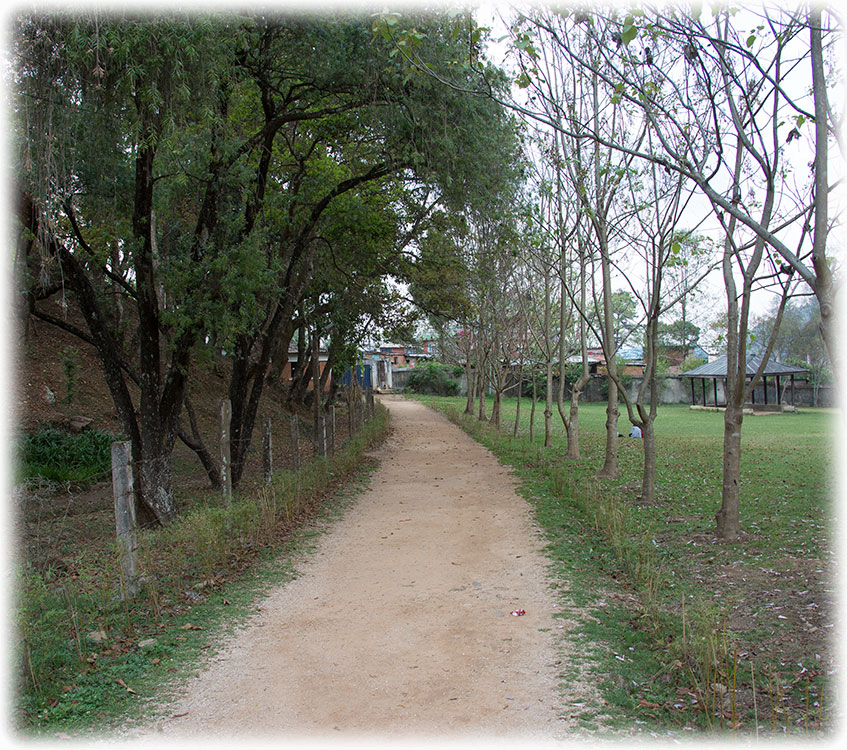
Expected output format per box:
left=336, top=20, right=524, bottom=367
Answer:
left=713, top=378, right=718, bottom=407
left=690, top=379, right=696, bottom=405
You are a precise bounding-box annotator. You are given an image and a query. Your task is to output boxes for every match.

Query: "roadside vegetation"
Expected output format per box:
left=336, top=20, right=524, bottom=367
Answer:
left=414, top=395, right=836, bottom=737
left=19, top=428, right=119, bottom=485
left=404, top=361, right=463, bottom=396
left=14, top=405, right=389, bottom=735
left=10, top=5, right=840, bottom=741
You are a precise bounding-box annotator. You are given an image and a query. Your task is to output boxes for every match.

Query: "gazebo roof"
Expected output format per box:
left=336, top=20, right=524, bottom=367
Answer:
left=682, top=354, right=808, bottom=379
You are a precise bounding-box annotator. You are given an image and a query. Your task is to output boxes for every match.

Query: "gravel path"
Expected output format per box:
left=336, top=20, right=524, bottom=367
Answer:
left=143, top=396, right=585, bottom=743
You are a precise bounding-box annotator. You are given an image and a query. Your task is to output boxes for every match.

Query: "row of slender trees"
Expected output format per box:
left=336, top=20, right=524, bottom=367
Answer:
left=14, top=6, right=840, bottom=541
left=13, top=11, right=523, bottom=525
left=394, top=4, right=841, bottom=540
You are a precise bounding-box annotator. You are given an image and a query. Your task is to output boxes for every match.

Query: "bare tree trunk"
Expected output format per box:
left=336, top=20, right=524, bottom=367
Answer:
left=490, top=374, right=502, bottom=428
left=513, top=362, right=523, bottom=438
left=477, top=348, right=487, bottom=422
left=464, top=360, right=475, bottom=415
left=716, top=405, right=743, bottom=539
left=489, top=329, right=504, bottom=429
left=543, top=267, right=554, bottom=448
left=529, top=367, right=537, bottom=443
left=597, top=233, right=620, bottom=478
left=555, top=284, right=569, bottom=442
left=636, top=313, right=660, bottom=504
left=561, top=246, right=591, bottom=460
left=809, top=6, right=839, bottom=384
left=176, top=394, right=221, bottom=488
left=640, top=418, right=657, bottom=502
left=715, top=102, right=779, bottom=538
left=714, top=157, right=747, bottom=538
left=592, top=63, right=620, bottom=478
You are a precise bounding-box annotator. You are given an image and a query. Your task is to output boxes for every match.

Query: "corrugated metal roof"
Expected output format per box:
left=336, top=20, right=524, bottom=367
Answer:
left=618, top=346, right=644, bottom=360
left=682, top=354, right=808, bottom=378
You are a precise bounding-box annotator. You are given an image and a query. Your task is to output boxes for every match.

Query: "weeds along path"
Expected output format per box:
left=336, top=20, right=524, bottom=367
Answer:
left=148, top=396, right=580, bottom=742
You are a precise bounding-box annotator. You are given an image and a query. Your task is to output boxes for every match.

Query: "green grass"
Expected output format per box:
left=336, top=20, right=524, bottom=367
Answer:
left=14, top=405, right=390, bottom=736
left=413, top=395, right=837, bottom=737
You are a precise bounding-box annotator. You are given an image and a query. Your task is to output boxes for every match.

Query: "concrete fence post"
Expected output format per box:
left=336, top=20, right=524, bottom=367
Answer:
left=111, top=441, right=139, bottom=598
left=220, top=398, right=232, bottom=505
left=262, top=415, right=273, bottom=484
left=316, top=410, right=326, bottom=457
left=290, top=413, right=300, bottom=471
left=328, top=405, right=336, bottom=457
left=311, top=327, right=326, bottom=457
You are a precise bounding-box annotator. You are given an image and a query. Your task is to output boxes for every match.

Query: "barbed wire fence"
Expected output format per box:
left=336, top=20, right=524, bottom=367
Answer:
left=110, top=379, right=379, bottom=596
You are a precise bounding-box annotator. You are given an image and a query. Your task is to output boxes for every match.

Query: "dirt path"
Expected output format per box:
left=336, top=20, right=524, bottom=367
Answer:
left=145, top=396, right=581, bottom=742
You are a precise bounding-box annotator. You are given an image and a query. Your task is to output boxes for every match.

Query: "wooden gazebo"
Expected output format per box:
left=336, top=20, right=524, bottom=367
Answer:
left=682, top=355, right=809, bottom=409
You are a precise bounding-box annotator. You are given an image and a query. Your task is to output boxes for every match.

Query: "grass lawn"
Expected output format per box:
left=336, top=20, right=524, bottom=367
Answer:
left=413, top=395, right=838, bottom=737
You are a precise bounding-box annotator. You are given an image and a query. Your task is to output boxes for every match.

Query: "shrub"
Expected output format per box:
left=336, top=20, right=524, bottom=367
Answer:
left=405, top=361, right=459, bottom=396
left=19, top=428, right=118, bottom=484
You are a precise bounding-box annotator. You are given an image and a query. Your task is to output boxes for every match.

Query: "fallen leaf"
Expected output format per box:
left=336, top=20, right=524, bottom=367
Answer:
left=180, top=623, right=203, bottom=630
left=115, top=678, right=137, bottom=695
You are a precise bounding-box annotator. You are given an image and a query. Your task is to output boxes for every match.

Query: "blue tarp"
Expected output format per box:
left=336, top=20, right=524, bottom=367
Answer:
left=341, top=363, right=372, bottom=389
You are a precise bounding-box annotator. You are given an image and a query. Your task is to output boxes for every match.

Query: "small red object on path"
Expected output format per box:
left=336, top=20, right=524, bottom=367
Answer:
left=510, top=609, right=526, bottom=616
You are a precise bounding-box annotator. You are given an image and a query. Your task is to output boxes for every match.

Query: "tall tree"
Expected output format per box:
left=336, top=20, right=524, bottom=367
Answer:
left=498, top=5, right=835, bottom=535
left=16, top=10, right=525, bottom=513
left=560, top=5, right=842, bottom=381
left=16, top=15, right=243, bottom=524
left=508, top=9, right=647, bottom=476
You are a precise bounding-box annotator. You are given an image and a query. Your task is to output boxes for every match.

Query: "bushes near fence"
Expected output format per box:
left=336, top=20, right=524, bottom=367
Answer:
left=16, top=401, right=390, bottom=729
left=19, top=428, right=119, bottom=485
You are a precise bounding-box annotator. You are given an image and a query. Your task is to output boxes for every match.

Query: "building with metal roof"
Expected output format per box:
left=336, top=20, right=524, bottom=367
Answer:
left=681, top=354, right=809, bottom=409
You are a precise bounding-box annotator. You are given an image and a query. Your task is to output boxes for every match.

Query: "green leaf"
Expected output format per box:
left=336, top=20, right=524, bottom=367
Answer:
left=746, top=34, right=756, bottom=48
left=621, top=17, right=638, bottom=46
